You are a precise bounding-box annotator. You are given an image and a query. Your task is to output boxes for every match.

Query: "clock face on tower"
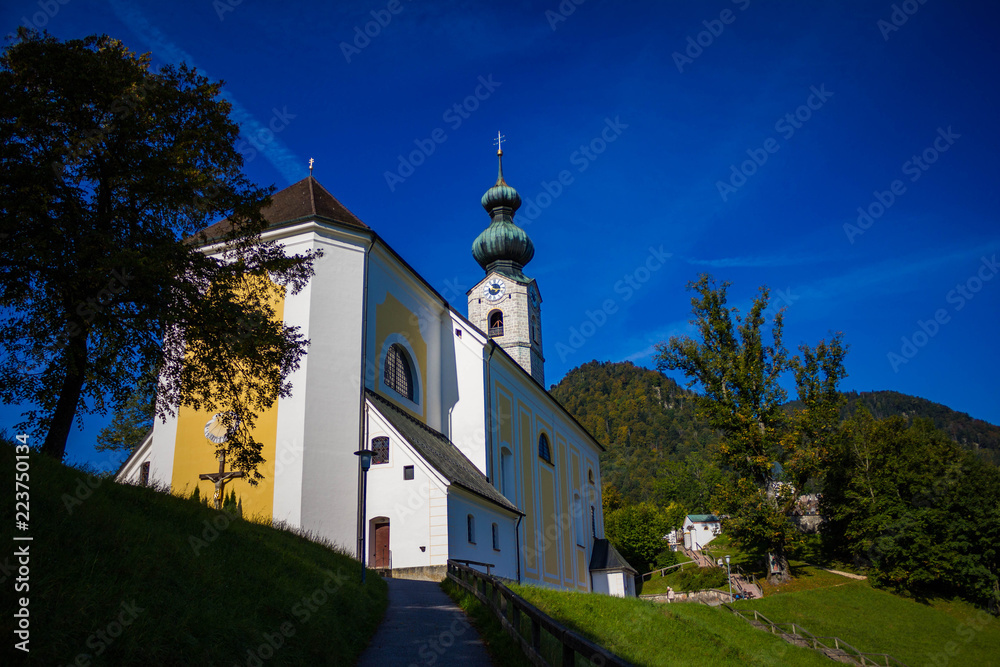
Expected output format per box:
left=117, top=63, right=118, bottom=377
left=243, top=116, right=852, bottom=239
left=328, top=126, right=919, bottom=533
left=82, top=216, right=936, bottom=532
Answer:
left=483, top=278, right=506, bottom=301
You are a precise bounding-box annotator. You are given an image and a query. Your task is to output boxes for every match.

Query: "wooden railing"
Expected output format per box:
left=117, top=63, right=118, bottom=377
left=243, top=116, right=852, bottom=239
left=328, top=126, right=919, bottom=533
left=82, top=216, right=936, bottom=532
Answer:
left=723, top=605, right=908, bottom=666
left=447, top=560, right=632, bottom=666
left=639, top=559, right=696, bottom=581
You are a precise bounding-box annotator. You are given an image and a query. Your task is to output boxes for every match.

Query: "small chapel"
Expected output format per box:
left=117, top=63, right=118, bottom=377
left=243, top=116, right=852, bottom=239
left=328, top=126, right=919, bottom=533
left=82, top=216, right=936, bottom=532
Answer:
left=118, top=145, right=635, bottom=594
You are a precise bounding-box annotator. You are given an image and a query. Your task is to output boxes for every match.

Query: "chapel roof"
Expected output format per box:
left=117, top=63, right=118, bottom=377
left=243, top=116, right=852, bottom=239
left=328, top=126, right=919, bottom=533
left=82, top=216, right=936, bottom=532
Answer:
left=589, top=538, right=637, bottom=574
left=197, top=175, right=368, bottom=241
left=366, top=390, right=522, bottom=516
left=687, top=514, right=720, bottom=523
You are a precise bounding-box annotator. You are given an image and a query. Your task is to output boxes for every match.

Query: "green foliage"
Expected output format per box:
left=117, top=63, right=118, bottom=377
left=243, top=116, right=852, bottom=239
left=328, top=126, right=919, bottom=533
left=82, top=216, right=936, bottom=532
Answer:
left=0, top=440, right=387, bottom=663
left=604, top=501, right=670, bottom=572
left=550, top=360, right=719, bottom=505
left=822, top=410, right=1000, bottom=609
left=655, top=275, right=847, bottom=583
left=0, top=29, right=319, bottom=474
left=96, top=367, right=156, bottom=453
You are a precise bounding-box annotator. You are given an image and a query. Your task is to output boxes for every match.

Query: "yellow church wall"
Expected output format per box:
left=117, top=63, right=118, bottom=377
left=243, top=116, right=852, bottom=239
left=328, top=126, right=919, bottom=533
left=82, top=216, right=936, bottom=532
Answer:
left=374, top=292, right=427, bottom=421
left=517, top=400, right=537, bottom=575
left=539, top=462, right=560, bottom=583
left=571, top=448, right=588, bottom=590
left=170, top=277, right=285, bottom=518
left=556, top=434, right=574, bottom=587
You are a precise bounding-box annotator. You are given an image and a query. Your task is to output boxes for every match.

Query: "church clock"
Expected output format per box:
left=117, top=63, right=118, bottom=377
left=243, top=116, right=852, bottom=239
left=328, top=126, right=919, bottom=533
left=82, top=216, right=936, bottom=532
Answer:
left=483, top=278, right=506, bottom=301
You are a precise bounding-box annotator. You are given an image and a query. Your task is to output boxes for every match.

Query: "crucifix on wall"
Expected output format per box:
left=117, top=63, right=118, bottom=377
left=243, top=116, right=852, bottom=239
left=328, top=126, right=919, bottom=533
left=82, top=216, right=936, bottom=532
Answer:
left=199, top=450, right=245, bottom=511
left=200, top=413, right=244, bottom=510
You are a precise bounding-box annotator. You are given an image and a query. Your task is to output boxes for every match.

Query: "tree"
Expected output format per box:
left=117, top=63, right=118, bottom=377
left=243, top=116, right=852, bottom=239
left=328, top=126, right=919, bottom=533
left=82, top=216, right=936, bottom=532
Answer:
left=822, top=411, right=1000, bottom=609
left=95, top=366, right=156, bottom=453
left=656, top=275, right=846, bottom=584
left=604, top=501, right=670, bottom=573
left=0, top=30, right=318, bottom=481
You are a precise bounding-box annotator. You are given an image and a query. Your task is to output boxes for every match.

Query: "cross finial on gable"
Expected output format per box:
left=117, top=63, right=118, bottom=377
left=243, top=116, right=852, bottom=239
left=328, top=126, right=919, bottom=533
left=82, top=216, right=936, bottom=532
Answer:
left=494, top=131, right=505, bottom=155
left=308, top=157, right=314, bottom=176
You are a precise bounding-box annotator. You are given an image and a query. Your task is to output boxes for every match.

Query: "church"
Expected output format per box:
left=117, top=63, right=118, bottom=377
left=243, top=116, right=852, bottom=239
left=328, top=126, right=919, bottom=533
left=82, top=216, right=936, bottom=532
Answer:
left=117, top=146, right=635, bottom=594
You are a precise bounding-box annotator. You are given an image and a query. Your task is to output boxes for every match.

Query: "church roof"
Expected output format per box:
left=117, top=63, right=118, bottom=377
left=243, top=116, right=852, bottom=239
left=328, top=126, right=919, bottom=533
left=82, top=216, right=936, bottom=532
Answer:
left=687, top=514, right=720, bottom=523
left=366, top=390, right=522, bottom=516
left=197, top=176, right=368, bottom=241
left=589, top=538, right=637, bottom=574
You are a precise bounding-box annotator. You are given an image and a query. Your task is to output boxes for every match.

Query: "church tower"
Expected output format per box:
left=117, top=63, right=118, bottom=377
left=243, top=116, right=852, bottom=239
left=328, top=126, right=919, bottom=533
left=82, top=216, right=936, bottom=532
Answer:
left=468, top=142, right=544, bottom=385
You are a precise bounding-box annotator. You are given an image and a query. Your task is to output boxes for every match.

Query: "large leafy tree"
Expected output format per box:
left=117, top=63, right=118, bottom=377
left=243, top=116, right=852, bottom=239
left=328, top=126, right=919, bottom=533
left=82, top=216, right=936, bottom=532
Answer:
left=0, top=30, right=318, bottom=480
left=656, top=275, right=846, bottom=584
left=822, top=411, right=1000, bottom=608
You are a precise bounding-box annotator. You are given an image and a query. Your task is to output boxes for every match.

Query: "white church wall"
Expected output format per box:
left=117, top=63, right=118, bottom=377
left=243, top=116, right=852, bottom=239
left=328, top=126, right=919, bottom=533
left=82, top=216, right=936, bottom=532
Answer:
left=363, top=424, right=449, bottom=571
left=296, top=227, right=368, bottom=551
left=447, top=489, right=519, bottom=581
left=445, top=314, right=488, bottom=476
left=269, top=232, right=316, bottom=528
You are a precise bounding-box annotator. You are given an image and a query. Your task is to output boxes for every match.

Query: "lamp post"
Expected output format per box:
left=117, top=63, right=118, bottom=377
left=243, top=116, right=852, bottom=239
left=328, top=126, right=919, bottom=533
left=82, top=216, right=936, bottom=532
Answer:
left=354, top=449, right=374, bottom=584
left=725, top=555, right=732, bottom=602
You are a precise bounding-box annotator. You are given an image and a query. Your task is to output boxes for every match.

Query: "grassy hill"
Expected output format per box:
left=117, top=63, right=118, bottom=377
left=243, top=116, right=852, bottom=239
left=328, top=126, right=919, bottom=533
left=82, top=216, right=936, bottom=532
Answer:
left=507, top=578, right=1000, bottom=667
left=0, top=442, right=387, bottom=664
left=736, top=577, right=1000, bottom=667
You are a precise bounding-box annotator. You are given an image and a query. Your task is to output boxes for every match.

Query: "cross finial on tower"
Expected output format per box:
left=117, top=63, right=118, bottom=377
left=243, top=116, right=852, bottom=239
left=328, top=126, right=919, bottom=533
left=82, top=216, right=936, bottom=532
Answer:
left=494, top=131, right=505, bottom=155
left=308, top=157, right=314, bottom=176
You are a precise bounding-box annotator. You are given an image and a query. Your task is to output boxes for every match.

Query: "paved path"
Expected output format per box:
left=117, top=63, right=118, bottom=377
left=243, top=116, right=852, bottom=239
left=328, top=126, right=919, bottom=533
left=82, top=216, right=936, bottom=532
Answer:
left=356, top=578, right=492, bottom=667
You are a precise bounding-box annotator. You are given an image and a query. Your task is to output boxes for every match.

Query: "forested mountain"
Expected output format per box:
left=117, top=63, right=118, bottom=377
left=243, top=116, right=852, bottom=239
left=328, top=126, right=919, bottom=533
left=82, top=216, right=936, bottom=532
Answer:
left=551, top=361, right=1000, bottom=502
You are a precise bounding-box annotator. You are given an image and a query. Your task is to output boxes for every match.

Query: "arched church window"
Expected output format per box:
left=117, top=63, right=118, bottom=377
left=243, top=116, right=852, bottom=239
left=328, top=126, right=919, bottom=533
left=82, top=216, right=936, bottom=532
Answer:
left=371, top=436, right=389, bottom=465
left=383, top=343, right=415, bottom=400
left=538, top=433, right=552, bottom=464
left=488, top=310, right=504, bottom=338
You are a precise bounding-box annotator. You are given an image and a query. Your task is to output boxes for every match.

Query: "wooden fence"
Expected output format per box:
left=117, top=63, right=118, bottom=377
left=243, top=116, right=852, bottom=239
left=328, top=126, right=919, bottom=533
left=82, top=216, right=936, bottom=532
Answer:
left=446, top=560, right=632, bottom=667
left=722, top=605, right=908, bottom=666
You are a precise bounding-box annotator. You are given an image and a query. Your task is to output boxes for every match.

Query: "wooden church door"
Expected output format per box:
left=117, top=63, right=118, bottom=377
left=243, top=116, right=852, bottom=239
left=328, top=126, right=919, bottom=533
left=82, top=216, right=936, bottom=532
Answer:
left=374, top=521, right=390, bottom=568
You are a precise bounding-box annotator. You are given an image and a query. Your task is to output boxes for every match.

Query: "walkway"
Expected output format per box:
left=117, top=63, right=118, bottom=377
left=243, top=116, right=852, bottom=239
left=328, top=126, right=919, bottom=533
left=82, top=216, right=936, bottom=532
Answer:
left=356, top=577, right=493, bottom=667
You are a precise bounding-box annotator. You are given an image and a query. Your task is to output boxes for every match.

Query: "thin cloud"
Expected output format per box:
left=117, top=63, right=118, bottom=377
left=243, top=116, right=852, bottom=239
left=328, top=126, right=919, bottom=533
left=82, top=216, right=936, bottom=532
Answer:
left=108, top=0, right=303, bottom=185
left=683, top=254, right=826, bottom=268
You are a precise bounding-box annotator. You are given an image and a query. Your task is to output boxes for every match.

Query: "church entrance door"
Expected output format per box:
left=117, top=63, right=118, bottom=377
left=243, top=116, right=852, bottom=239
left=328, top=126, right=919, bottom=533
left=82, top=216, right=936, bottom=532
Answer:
left=374, top=521, right=390, bottom=569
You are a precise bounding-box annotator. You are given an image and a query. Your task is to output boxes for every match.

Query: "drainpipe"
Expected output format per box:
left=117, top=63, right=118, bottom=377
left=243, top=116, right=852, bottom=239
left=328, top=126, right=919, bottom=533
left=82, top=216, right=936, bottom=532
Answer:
left=515, top=513, right=523, bottom=584
left=356, top=234, right=375, bottom=564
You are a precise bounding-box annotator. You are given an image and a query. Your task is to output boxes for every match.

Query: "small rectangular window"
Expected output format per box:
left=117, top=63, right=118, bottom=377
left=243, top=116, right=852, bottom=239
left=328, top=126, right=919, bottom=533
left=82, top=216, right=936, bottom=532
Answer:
left=403, top=465, right=414, bottom=480
left=492, top=523, right=500, bottom=551
left=140, top=461, right=150, bottom=486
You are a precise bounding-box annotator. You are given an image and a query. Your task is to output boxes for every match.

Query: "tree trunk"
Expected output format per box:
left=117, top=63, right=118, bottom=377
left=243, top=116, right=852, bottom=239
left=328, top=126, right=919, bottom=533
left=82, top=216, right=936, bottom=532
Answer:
left=765, top=550, right=791, bottom=585
left=41, top=334, right=88, bottom=461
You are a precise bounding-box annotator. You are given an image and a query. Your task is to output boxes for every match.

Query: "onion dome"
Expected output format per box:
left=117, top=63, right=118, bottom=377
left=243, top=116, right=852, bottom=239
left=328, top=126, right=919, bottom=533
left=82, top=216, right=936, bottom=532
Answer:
left=472, top=148, right=534, bottom=272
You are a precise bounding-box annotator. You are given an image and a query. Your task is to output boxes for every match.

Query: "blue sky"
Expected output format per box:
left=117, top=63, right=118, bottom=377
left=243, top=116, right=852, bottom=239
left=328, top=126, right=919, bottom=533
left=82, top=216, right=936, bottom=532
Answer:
left=3, top=0, right=998, bottom=470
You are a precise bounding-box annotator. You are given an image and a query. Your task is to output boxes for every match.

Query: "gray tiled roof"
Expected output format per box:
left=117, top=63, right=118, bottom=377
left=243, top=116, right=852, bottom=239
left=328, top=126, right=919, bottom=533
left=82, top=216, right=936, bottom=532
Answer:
left=367, top=390, right=521, bottom=516
left=589, top=538, right=637, bottom=574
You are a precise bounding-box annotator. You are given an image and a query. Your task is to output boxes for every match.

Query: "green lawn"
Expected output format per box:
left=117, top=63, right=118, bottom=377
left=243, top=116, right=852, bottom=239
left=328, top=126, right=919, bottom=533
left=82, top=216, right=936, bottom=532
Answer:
left=1, top=443, right=387, bottom=664
left=511, top=584, right=833, bottom=666
left=641, top=562, right=727, bottom=595
left=736, top=578, right=1000, bottom=667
